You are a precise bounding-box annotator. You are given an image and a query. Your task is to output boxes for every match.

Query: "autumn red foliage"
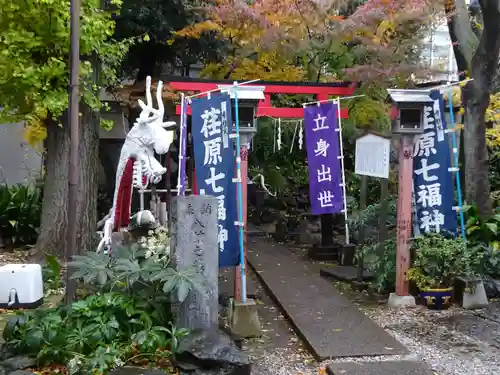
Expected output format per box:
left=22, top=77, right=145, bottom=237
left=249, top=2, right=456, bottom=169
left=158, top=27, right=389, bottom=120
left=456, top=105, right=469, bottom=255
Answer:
left=173, top=0, right=439, bottom=83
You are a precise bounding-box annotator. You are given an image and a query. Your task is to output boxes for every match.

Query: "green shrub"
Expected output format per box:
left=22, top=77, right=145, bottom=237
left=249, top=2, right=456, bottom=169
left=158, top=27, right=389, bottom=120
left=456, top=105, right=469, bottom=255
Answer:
left=358, top=238, right=397, bottom=293
left=0, top=184, right=42, bottom=246
left=407, top=233, right=481, bottom=290
left=3, top=227, right=199, bottom=374
left=463, top=204, right=500, bottom=251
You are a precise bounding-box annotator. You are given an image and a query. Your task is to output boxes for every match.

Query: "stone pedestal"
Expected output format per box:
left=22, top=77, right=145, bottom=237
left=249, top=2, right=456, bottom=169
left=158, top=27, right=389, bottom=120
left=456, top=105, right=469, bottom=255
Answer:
left=229, top=298, right=261, bottom=338
left=387, top=293, right=416, bottom=308
left=273, top=219, right=287, bottom=242
left=170, top=196, right=219, bottom=330
left=339, top=244, right=356, bottom=266
left=454, top=277, right=489, bottom=309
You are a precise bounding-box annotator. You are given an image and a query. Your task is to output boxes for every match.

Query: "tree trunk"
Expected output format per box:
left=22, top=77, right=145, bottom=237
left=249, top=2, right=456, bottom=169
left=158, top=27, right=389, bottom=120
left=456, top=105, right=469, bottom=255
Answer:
left=78, top=108, right=100, bottom=254
left=37, top=112, right=99, bottom=258
left=463, top=80, right=493, bottom=217
left=445, top=0, right=499, bottom=218
left=462, top=0, right=500, bottom=217
left=37, top=118, right=69, bottom=258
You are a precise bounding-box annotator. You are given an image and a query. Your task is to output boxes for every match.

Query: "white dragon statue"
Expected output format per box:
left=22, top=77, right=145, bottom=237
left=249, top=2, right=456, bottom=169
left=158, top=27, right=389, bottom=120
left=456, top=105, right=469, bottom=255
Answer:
left=97, top=76, right=177, bottom=253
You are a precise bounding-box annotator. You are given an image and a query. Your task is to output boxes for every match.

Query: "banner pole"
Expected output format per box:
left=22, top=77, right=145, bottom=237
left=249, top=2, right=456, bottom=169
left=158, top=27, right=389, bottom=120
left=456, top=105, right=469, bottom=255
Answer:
left=336, top=98, right=350, bottom=244
left=177, top=93, right=186, bottom=196
left=447, top=89, right=466, bottom=241
left=186, top=79, right=261, bottom=100
left=233, top=82, right=247, bottom=303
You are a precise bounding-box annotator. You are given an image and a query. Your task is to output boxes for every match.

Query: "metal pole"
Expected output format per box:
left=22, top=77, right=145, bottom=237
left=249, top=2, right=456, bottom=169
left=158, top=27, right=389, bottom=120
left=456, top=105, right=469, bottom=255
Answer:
left=186, top=79, right=261, bottom=99
left=336, top=99, right=350, bottom=244
left=233, top=82, right=247, bottom=304
left=302, top=94, right=366, bottom=107
left=65, top=0, right=80, bottom=304
left=177, top=93, right=187, bottom=196
left=234, top=145, right=249, bottom=302
left=447, top=90, right=466, bottom=241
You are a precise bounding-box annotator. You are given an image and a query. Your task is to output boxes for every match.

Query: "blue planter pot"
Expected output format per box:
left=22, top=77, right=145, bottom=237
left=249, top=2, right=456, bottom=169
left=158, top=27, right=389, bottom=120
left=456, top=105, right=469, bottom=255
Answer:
left=420, top=288, right=453, bottom=310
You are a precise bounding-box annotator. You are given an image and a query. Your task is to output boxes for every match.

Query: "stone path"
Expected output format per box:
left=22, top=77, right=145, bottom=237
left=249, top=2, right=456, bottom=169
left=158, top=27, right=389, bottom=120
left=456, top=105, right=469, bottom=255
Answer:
left=246, top=223, right=266, bottom=238
left=246, top=236, right=408, bottom=360
left=327, top=361, right=434, bottom=375
left=219, top=266, right=318, bottom=375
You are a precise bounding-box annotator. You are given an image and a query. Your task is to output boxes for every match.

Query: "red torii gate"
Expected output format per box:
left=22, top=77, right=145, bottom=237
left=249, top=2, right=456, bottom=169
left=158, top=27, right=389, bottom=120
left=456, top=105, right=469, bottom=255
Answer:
left=164, top=76, right=356, bottom=302
left=165, top=76, right=356, bottom=118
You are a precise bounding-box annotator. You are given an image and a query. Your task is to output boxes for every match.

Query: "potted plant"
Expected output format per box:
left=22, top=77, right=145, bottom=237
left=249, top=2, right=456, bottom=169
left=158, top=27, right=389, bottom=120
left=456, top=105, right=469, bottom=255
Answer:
left=407, top=233, right=472, bottom=310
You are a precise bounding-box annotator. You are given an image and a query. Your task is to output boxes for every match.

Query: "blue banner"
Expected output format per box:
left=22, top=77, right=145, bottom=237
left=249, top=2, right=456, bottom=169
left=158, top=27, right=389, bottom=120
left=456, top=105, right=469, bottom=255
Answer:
left=412, top=90, right=457, bottom=235
left=192, top=93, right=239, bottom=267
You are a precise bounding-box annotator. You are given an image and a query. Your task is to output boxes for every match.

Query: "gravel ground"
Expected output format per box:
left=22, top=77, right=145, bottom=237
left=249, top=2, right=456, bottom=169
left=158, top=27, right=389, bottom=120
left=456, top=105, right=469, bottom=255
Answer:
left=248, top=303, right=500, bottom=375
left=358, top=305, right=500, bottom=375
left=241, top=243, right=500, bottom=375
left=243, top=267, right=500, bottom=375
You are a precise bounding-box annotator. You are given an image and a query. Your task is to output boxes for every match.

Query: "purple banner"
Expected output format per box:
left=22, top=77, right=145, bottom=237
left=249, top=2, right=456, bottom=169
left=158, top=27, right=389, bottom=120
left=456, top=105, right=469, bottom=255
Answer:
left=177, top=94, right=188, bottom=196
left=304, top=103, right=344, bottom=215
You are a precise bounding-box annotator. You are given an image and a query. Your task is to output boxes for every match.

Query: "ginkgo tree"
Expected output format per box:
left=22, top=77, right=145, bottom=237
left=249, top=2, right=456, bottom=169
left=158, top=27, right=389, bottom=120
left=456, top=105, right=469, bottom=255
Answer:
left=0, top=0, right=131, bottom=257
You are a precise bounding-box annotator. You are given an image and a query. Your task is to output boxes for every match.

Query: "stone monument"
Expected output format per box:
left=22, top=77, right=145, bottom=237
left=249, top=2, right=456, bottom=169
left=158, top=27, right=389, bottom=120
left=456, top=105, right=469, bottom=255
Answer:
left=170, top=195, right=219, bottom=329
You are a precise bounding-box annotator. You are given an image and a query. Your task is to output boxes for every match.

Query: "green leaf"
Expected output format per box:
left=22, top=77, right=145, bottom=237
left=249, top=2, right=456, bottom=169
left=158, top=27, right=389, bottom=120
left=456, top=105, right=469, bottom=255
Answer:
left=461, top=204, right=473, bottom=213
left=162, top=276, right=177, bottom=294
left=45, top=254, right=61, bottom=276
left=485, top=222, right=498, bottom=234
left=151, top=267, right=176, bottom=282
left=97, top=270, right=109, bottom=285
left=100, top=118, right=114, bottom=131
left=176, top=279, right=190, bottom=302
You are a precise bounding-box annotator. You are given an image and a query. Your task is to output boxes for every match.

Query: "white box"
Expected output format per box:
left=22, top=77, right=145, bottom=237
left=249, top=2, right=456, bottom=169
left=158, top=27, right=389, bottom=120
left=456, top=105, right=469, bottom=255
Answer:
left=0, top=264, right=44, bottom=309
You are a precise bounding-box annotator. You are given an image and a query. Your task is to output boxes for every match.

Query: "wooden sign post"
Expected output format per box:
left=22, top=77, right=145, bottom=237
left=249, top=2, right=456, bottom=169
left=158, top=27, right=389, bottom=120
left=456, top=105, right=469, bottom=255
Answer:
left=354, top=132, right=391, bottom=283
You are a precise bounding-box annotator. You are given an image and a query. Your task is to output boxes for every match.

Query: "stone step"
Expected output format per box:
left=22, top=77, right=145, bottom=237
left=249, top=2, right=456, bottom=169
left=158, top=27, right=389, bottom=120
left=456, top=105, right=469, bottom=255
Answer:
left=320, top=266, right=373, bottom=282
left=326, top=361, right=435, bottom=375
left=309, top=252, right=339, bottom=262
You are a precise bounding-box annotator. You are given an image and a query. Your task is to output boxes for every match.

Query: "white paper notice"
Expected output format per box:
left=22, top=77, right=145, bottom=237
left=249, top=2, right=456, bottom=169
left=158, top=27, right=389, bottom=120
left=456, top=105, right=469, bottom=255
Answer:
left=354, top=134, right=391, bottom=179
